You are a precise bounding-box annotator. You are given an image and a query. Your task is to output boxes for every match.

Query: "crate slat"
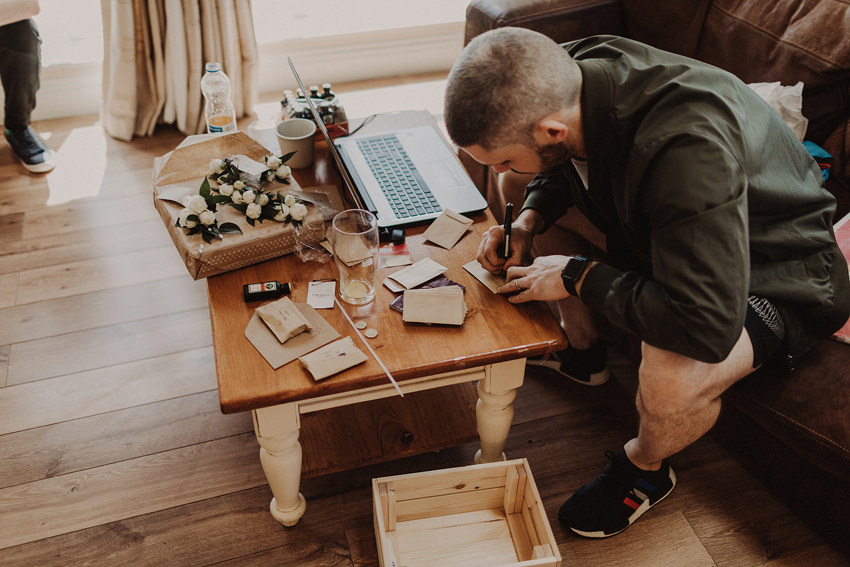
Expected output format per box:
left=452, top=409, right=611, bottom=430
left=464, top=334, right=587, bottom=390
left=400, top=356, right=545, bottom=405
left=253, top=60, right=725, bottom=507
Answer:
left=373, top=459, right=561, bottom=567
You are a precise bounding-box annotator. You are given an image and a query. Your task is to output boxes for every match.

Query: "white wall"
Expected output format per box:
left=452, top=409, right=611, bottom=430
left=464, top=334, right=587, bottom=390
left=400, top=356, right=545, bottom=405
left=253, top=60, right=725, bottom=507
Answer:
left=25, top=22, right=464, bottom=122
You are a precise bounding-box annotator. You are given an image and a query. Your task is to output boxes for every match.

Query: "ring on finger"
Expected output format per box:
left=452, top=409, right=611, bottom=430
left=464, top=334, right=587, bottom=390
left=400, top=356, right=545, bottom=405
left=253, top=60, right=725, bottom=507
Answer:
left=514, top=279, right=522, bottom=291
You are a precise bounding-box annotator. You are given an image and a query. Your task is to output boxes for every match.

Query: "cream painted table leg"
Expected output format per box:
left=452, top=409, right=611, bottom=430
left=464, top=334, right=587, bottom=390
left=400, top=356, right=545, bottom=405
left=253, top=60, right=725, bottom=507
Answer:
left=253, top=403, right=307, bottom=526
left=474, top=358, right=526, bottom=464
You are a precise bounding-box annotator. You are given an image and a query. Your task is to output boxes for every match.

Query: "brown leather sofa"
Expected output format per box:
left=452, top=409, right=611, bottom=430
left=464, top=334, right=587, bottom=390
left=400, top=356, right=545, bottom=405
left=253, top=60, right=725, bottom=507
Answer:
left=462, top=0, right=850, bottom=550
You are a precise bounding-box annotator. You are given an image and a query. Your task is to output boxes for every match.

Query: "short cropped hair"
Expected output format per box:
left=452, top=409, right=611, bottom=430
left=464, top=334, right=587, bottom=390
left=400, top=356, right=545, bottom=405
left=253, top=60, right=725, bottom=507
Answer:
left=444, top=27, right=581, bottom=150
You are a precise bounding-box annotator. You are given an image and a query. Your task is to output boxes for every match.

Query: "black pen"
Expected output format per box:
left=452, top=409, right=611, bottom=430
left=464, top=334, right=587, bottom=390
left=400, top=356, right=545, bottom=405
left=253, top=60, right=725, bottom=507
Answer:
left=503, top=202, right=513, bottom=260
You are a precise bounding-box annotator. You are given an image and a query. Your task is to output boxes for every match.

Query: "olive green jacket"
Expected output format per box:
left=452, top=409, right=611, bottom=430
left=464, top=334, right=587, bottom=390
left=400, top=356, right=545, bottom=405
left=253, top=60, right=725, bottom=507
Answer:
left=522, top=36, right=850, bottom=363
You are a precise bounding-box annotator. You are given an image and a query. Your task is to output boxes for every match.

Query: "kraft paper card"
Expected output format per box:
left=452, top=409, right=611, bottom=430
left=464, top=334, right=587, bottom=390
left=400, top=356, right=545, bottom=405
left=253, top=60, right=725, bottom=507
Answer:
left=299, top=336, right=368, bottom=381
left=318, top=239, right=334, bottom=256
left=402, top=286, right=467, bottom=326
left=389, top=276, right=465, bottom=313
left=307, top=280, right=336, bottom=309
left=463, top=260, right=506, bottom=294
left=256, top=297, right=313, bottom=343
left=245, top=302, right=340, bottom=369
left=384, top=257, right=447, bottom=292
left=379, top=242, right=412, bottom=268
left=422, top=209, right=474, bottom=249
left=325, top=225, right=372, bottom=266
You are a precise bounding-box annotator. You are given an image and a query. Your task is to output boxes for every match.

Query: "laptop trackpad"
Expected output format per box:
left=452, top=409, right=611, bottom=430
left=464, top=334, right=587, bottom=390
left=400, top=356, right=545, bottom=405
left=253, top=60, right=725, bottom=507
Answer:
left=420, top=159, right=466, bottom=189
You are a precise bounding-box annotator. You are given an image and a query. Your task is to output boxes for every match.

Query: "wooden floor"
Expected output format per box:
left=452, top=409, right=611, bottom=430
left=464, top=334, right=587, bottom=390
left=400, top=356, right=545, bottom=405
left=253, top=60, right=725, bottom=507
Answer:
left=1, top=75, right=848, bottom=567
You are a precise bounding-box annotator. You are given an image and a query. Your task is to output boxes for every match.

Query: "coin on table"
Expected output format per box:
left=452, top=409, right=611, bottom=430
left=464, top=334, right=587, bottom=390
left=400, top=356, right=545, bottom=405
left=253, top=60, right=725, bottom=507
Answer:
left=364, top=328, right=378, bottom=339
left=355, top=320, right=367, bottom=330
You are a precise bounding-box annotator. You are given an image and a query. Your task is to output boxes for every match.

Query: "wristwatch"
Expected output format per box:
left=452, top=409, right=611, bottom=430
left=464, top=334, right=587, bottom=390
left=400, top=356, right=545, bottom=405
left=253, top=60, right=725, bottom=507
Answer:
left=561, top=256, right=589, bottom=296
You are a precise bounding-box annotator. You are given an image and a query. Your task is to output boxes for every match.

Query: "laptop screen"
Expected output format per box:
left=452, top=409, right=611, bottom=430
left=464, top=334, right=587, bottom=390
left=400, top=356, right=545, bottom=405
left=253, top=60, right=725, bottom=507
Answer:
left=287, top=57, right=365, bottom=210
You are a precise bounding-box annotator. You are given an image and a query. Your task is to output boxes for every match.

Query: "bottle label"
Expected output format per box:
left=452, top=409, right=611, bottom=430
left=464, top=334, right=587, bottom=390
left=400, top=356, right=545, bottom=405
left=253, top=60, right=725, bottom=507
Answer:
left=247, top=282, right=276, bottom=293
left=207, top=114, right=236, bottom=133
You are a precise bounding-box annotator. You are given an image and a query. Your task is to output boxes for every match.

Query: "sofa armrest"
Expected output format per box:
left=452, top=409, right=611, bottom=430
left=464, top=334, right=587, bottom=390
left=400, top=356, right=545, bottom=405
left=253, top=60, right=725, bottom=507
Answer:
left=464, top=0, right=625, bottom=45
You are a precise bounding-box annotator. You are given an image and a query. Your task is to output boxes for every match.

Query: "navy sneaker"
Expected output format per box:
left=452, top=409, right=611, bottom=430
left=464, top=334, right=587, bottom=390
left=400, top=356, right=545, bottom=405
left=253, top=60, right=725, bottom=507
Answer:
left=559, top=449, right=676, bottom=538
left=5, top=126, right=56, bottom=173
left=527, top=342, right=609, bottom=386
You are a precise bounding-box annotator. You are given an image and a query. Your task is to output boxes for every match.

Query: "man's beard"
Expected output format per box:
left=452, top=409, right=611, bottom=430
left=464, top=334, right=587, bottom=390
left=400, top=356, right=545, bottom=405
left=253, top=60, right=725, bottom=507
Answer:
left=536, top=141, right=578, bottom=173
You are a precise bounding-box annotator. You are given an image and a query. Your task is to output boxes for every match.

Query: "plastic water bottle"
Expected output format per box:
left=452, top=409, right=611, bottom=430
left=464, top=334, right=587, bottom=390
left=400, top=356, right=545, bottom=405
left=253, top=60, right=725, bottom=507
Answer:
left=201, top=62, right=237, bottom=134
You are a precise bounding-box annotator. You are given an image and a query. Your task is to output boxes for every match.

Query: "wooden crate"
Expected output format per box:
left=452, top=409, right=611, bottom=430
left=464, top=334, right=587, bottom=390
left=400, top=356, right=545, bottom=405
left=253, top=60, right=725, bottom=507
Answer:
left=372, top=459, right=561, bottom=567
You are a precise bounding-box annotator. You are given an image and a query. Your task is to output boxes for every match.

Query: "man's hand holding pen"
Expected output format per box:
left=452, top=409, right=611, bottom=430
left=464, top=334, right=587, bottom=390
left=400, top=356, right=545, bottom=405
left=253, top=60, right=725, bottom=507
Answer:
left=477, top=207, right=576, bottom=303
left=477, top=206, right=533, bottom=273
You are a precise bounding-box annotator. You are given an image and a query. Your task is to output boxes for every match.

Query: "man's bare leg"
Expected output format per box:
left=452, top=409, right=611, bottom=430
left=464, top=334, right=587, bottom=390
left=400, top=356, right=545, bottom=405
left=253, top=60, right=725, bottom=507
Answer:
left=625, top=328, right=756, bottom=471
left=558, top=328, right=757, bottom=537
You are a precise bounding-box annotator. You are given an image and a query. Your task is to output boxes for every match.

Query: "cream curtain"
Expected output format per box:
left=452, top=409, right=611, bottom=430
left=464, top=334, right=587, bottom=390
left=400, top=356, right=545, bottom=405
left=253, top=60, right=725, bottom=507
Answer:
left=100, top=0, right=258, bottom=141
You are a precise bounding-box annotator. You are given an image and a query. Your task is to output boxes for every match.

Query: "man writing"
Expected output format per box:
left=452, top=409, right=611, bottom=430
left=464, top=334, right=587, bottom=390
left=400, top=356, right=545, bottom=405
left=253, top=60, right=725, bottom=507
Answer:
left=444, top=28, right=850, bottom=538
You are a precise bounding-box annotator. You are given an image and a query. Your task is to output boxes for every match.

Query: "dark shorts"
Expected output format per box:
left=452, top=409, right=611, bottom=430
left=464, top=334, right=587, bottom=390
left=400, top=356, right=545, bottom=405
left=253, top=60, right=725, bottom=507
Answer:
left=745, top=295, right=785, bottom=368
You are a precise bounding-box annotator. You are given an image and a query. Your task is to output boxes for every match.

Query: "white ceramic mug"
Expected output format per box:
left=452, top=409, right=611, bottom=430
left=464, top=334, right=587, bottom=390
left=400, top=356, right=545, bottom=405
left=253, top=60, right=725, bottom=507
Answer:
left=275, top=118, right=317, bottom=168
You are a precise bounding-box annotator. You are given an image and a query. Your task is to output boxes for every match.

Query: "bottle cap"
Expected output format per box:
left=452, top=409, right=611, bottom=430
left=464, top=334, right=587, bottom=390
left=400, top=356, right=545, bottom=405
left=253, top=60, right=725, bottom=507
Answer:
left=205, top=62, right=221, bottom=72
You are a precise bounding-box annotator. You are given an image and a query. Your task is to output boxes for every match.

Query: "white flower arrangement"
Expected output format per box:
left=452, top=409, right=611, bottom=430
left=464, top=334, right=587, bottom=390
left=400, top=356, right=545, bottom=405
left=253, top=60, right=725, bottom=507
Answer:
left=175, top=178, right=242, bottom=243
left=176, top=151, right=310, bottom=242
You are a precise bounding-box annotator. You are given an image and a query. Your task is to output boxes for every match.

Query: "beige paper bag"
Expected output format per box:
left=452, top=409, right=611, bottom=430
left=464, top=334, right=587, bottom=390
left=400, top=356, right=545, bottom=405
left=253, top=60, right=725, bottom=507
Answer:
left=256, top=297, right=313, bottom=343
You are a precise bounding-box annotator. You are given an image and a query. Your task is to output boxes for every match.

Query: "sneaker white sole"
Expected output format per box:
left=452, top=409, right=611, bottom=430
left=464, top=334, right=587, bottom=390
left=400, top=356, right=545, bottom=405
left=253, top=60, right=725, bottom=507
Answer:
left=527, top=357, right=610, bottom=386
left=570, top=467, right=677, bottom=538
left=20, top=151, right=56, bottom=173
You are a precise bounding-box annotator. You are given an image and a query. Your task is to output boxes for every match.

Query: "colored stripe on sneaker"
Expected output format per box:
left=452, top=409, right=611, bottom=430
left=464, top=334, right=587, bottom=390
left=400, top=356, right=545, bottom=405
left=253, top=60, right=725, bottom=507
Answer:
left=623, top=496, right=641, bottom=510
left=635, top=478, right=656, bottom=493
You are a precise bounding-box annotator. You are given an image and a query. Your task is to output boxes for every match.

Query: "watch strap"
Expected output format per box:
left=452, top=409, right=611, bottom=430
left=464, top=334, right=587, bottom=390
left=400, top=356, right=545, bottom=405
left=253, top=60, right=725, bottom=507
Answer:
left=561, top=256, right=589, bottom=296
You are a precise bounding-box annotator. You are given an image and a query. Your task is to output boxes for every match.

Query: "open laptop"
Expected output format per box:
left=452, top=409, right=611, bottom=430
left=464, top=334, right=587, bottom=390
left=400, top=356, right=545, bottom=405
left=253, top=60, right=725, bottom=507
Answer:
left=288, top=58, right=488, bottom=229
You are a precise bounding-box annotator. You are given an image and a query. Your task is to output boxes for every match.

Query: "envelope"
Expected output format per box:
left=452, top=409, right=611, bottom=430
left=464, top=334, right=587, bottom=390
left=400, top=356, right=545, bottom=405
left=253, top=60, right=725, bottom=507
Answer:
left=299, top=336, right=368, bottom=380
left=463, top=259, right=506, bottom=294
left=384, top=257, right=447, bottom=292
left=422, top=209, right=474, bottom=249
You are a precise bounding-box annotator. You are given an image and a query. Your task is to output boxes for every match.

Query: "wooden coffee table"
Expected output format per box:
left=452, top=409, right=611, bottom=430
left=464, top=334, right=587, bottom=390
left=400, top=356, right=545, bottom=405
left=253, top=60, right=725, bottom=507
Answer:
left=207, top=115, right=566, bottom=526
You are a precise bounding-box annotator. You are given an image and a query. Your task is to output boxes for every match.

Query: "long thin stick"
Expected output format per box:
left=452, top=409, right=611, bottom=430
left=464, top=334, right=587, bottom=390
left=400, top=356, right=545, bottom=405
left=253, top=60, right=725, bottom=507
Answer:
left=334, top=297, right=404, bottom=397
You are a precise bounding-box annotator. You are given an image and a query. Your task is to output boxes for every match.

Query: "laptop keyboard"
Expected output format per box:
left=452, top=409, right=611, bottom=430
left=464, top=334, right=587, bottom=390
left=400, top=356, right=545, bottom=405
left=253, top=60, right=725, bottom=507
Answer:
left=356, top=135, right=442, bottom=219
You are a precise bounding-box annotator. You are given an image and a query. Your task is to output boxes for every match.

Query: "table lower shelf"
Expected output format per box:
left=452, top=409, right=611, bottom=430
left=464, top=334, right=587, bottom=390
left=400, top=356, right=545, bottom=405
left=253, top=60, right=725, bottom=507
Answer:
left=299, top=382, right=480, bottom=478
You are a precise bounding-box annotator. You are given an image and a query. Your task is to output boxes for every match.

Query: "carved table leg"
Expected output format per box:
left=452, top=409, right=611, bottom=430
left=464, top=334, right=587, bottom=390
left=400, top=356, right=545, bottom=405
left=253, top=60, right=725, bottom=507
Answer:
left=475, top=358, right=526, bottom=464
left=253, top=404, right=306, bottom=526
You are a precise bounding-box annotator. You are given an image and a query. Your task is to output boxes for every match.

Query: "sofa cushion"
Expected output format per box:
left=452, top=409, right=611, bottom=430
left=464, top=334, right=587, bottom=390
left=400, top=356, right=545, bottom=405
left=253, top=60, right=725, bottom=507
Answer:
left=464, top=0, right=625, bottom=44
left=726, top=339, right=850, bottom=483
left=620, top=0, right=712, bottom=57
left=697, top=0, right=850, bottom=181
left=697, top=0, right=850, bottom=87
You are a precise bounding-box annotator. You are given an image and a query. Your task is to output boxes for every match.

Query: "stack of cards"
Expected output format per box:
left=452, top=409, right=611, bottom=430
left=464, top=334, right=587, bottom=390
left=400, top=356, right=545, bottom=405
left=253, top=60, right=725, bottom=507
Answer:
left=402, top=286, right=468, bottom=326
left=389, top=276, right=464, bottom=312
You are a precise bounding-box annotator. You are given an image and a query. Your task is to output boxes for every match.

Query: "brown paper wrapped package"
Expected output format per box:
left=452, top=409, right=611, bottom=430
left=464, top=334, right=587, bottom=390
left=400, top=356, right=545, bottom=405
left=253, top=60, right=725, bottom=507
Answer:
left=153, top=131, right=325, bottom=279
